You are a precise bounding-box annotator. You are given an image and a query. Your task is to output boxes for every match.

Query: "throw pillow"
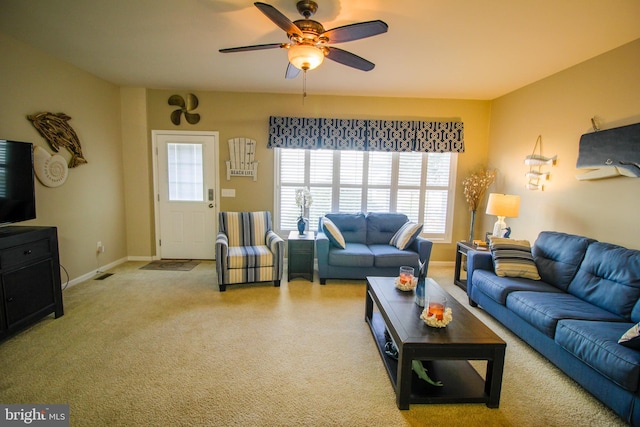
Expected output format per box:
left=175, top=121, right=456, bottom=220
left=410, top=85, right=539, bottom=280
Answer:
left=490, top=237, right=541, bottom=280
left=619, top=323, right=640, bottom=349
left=389, top=222, right=423, bottom=250
left=322, top=217, right=346, bottom=249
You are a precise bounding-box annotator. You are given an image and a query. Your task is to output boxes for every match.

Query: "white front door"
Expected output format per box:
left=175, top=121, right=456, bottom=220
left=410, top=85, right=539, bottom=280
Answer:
left=153, top=131, right=219, bottom=260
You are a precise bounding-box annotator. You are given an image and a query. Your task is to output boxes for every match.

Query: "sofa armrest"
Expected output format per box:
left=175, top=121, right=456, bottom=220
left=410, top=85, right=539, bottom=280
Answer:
left=266, top=230, right=285, bottom=279
left=410, top=236, right=433, bottom=276
left=215, top=232, right=229, bottom=285
left=467, top=250, right=494, bottom=297
left=315, top=231, right=330, bottom=265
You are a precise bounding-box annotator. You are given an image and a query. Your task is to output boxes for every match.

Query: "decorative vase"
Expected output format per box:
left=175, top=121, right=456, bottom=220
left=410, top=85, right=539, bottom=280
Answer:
left=415, top=258, right=427, bottom=307
left=297, top=217, right=306, bottom=235
left=468, top=209, right=477, bottom=242
left=415, top=278, right=425, bottom=307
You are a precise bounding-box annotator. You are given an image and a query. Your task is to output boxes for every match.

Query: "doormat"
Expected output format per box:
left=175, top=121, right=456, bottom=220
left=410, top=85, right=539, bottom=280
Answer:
left=140, top=260, right=200, bottom=271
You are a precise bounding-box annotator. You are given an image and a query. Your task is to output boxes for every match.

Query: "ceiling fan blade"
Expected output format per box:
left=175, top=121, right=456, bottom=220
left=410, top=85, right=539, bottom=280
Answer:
left=285, top=63, right=301, bottom=79
left=325, top=47, right=375, bottom=71
left=254, top=2, right=303, bottom=37
left=219, top=43, right=286, bottom=53
left=323, top=20, right=388, bottom=44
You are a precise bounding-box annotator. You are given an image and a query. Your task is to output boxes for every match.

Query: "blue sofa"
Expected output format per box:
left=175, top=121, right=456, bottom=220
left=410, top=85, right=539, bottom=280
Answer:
left=467, top=231, right=640, bottom=425
left=315, top=212, right=433, bottom=284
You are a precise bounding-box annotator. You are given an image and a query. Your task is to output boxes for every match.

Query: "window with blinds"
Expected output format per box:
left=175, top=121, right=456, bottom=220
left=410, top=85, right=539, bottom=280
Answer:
left=275, top=148, right=457, bottom=242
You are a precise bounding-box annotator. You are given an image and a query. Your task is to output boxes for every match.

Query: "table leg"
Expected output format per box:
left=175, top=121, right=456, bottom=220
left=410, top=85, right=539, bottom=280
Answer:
left=396, top=346, right=413, bottom=410
left=485, top=347, right=506, bottom=408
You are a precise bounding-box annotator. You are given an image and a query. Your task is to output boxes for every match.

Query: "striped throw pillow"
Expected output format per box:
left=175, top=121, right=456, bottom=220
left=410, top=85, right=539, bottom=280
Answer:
left=389, top=222, right=423, bottom=250
left=322, top=217, right=346, bottom=249
left=490, top=237, right=541, bottom=280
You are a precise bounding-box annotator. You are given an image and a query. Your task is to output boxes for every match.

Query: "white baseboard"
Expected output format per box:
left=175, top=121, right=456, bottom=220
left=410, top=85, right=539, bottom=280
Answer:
left=62, top=256, right=129, bottom=289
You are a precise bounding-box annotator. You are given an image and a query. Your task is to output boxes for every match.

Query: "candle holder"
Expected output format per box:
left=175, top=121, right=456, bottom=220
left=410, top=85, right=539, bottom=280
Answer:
left=395, top=266, right=416, bottom=291
left=420, top=294, right=453, bottom=327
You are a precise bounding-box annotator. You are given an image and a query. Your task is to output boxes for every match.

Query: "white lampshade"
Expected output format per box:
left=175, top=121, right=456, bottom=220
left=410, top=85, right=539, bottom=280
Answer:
left=486, top=193, right=520, bottom=238
left=288, top=45, right=325, bottom=71
left=486, top=193, right=520, bottom=218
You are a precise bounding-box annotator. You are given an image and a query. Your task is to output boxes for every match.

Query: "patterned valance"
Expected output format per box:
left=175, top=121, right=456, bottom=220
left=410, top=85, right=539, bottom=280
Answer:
left=267, top=116, right=464, bottom=153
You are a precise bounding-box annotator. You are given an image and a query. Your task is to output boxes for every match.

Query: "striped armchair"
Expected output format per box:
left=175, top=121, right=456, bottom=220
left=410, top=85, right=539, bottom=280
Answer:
left=215, top=211, right=284, bottom=291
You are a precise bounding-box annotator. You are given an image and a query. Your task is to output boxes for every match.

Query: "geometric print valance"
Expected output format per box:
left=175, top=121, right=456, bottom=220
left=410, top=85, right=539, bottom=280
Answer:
left=267, top=116, right=465, bottom=153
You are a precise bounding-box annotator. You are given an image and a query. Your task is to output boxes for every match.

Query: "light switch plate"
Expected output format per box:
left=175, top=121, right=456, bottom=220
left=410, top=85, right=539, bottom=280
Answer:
left=221, top=188, right=236, bottom=197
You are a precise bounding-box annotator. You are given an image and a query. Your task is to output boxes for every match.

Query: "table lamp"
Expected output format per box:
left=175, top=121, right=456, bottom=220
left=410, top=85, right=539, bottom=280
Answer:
left=486, top=193, right=520, bottom=238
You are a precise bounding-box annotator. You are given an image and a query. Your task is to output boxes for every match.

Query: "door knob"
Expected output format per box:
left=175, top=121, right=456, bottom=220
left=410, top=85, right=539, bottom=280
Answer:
left=209, top=203, right=214, bottom=208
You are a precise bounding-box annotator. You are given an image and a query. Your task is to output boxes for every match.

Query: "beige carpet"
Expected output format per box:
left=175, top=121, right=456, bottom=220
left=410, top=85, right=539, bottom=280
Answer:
left=0, top=263, right=625, bottom=426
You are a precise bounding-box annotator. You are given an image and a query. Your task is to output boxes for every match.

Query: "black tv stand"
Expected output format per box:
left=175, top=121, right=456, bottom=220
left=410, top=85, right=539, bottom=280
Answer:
left=0, top=226, right=63, bottom=342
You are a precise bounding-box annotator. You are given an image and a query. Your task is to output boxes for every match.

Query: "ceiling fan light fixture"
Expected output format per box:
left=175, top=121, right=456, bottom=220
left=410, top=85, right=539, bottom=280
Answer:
left=288, top=44, right=324, bottom=71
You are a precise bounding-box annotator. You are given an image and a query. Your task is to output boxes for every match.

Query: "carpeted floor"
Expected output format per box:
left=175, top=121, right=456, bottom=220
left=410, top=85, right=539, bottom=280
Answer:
left=0, top=262, right=625, bottom=426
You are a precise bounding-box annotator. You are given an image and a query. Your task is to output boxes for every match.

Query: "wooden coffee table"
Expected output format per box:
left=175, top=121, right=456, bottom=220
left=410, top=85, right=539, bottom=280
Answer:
left=365, top=276, right=506, bottom=410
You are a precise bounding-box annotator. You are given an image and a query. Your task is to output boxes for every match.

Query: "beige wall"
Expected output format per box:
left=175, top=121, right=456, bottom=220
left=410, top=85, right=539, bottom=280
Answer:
left=483, top=39, right=640, bottom=249
left=0, top=32, right=128, bottom=279
left=7, top=28, right=635, bottom=276
left=141, top=90, right=492, bottom=261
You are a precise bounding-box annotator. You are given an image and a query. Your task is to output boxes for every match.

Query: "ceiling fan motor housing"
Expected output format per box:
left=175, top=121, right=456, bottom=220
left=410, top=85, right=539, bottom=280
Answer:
left=296, top=0, right=318, bottom=18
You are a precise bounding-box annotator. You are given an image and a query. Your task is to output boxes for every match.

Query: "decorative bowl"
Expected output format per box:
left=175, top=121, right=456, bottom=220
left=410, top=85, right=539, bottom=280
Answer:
left=394, top=276, right=418, bottom=291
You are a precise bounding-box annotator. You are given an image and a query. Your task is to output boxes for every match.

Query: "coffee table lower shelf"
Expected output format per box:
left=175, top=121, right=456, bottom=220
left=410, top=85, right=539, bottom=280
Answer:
left=368, top=312, right=493, bottom=407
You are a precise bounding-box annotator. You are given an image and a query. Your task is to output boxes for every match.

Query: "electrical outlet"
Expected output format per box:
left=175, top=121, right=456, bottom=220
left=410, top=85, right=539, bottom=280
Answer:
left=97, top=241, right=104, bottom=253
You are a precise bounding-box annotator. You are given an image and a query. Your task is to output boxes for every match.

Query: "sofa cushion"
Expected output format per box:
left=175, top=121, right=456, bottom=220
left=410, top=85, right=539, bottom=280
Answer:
left=471, top=269, right=563, bottom=305
left=532, top=231, right=595, bottom=291
left=366, top=212, right=409, bottom=245
left=325, top=213, right=366, bottom=244
left=556, top=320, right=640, bottom=392
left=619, top=323, right=640, bottom=349
left=368, top=244, right=419, bottom=268
left=490, top=238, right=541, bottom=280
left=327, top=243, right=374, bottom=267
left=228, top=245, right=274, bottom=268
left=506, top=291, right=625, bottom=338
left=567, top=242, right=640, bottom=320
left=322, top=217, right=346, bottom=249
left=389, top=222, right=423, bottom=250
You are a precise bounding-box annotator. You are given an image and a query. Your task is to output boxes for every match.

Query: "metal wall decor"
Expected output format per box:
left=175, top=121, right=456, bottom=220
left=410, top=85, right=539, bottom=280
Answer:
left=168, top=93, right=200, bottom=125
left=27, top=112, right=87, bottom=167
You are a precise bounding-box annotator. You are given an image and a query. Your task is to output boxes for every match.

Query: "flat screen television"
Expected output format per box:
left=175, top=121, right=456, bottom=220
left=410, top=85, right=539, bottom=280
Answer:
left=0, top=140, right=36, bottom=225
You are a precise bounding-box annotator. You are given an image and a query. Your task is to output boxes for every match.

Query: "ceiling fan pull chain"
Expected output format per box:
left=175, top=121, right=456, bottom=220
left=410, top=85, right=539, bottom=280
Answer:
left=303, top=70, right=308, bottom=102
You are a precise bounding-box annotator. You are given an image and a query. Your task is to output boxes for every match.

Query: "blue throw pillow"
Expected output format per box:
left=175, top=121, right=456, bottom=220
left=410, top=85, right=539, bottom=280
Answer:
left=389, top=222, right=423, bottom=250
left=322, top=217, right=346, bottom=249
left=619, top=323, right=640, bottom=349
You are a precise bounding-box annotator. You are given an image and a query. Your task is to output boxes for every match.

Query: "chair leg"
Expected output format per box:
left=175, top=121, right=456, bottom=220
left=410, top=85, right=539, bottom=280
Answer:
left=219, top=284, right=226, bottom=292
left=274, top=280, right=281, bottom=287
left=320, top=279, right=326, bottom=285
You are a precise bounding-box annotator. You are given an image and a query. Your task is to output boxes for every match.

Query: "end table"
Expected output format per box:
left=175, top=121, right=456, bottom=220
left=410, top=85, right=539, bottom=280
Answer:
left=287, top=230, right=315, bottom=282
left=454, top=241, right=489, bottom=291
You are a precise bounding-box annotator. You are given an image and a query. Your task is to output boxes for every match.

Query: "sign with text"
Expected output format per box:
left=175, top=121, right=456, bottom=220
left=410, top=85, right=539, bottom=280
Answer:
left=0, top=405, right=69, bottom=426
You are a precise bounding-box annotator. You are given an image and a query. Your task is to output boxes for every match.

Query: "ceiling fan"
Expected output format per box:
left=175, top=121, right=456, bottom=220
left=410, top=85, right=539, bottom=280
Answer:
left=219, top=1, right=388, bottom=79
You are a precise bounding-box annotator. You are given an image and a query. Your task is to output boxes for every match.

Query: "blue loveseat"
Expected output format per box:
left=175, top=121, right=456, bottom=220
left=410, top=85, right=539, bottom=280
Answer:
left=467, top=231, right=640, bottom=425
left=315, top=212, right=433, bottom=284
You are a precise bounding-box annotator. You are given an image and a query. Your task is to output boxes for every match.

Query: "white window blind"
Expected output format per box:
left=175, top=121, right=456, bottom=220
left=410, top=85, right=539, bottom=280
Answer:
left=275, top=148, right=457, bottom=241
left=167, top=143, right=203, bottom=201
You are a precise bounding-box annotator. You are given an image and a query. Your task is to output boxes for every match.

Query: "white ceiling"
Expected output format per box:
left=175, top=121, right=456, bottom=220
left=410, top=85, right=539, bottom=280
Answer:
left=2, top=0, right=640, bottom=100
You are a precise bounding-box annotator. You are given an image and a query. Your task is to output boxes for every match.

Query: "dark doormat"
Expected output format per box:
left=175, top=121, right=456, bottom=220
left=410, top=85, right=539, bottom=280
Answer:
left=140, top=260, right=200, bottom=271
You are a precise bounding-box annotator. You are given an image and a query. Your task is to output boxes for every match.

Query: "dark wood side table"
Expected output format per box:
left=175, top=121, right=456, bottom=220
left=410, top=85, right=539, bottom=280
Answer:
left=287, top=230, right=315, bottom=282
left=454, top=241, right=489, bottom=291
